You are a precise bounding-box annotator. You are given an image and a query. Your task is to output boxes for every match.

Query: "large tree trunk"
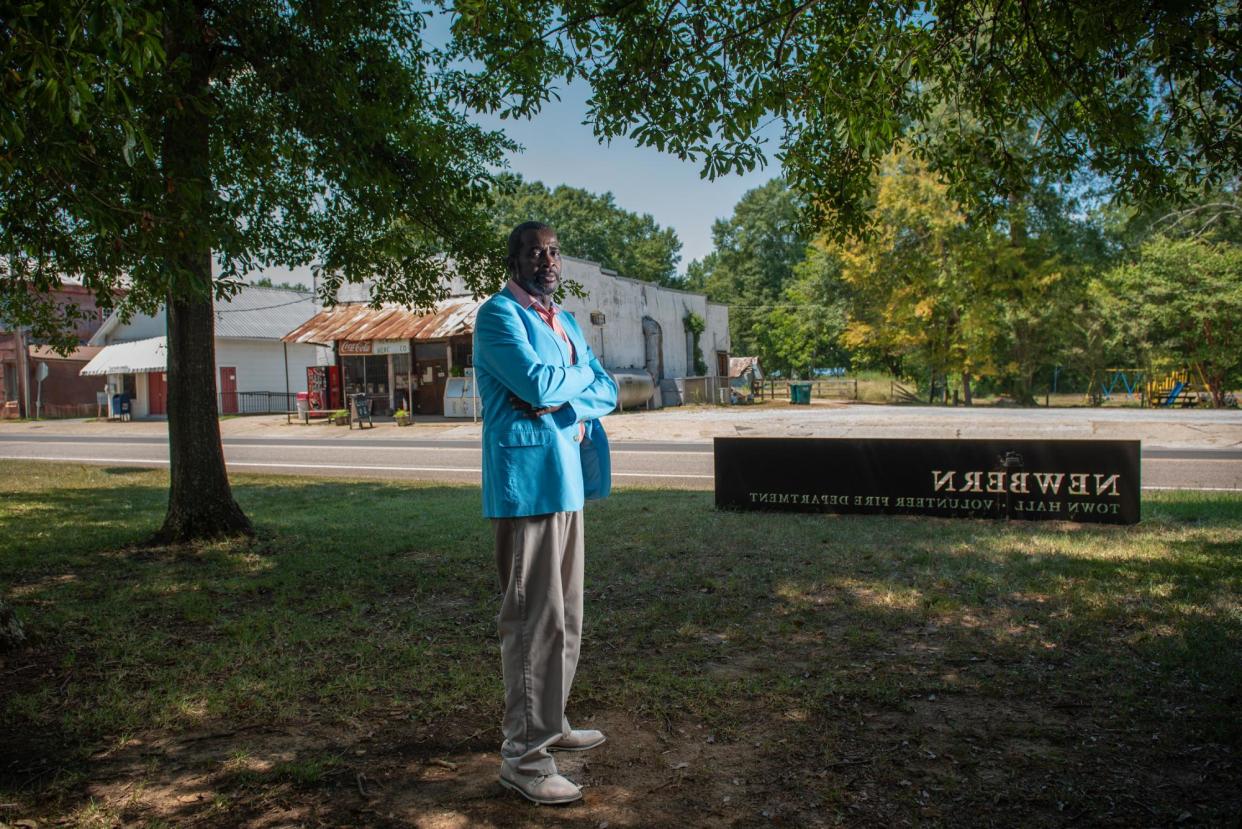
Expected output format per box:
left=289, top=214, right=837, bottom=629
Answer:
left=1010, top=321, right=1039, bottom=406
left=153, top=287, right=253, bottom=543
left=151, top=0, right=252, bottom=544
left=962, top=370, right=973, bottom=406
left=0, top=595, right=26, bottom=651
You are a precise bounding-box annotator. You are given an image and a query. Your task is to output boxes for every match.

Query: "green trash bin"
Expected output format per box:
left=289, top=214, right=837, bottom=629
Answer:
left=789, top=381, right=812, bottom=405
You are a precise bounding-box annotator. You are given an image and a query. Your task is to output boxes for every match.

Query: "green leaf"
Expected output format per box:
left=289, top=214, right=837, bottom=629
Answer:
left=122, top=125, right=136, bottom=167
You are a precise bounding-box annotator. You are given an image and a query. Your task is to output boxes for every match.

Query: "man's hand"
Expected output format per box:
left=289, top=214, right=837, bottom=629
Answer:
left=510, top=394, right=563, bottom=418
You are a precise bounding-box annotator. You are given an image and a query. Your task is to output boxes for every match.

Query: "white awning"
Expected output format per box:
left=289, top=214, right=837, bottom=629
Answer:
left=79, top=336, right=168, bottom=376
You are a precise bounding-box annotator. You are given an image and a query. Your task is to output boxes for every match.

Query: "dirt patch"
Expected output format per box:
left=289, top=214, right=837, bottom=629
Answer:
left=5, top=693, right=1237, bottom=828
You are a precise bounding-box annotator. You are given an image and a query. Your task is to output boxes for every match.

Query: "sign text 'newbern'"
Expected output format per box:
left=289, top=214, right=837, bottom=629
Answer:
left=714, top=438, right=1140, bottom=525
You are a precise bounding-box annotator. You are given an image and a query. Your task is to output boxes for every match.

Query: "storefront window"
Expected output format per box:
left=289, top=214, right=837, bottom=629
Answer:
left=392, top=353, right=411, bottom=411
left=342, top=354, right=391, bottom=398
left=364, top=355, right=388, bottom=396
left=342, top=355, right=366, bottom=396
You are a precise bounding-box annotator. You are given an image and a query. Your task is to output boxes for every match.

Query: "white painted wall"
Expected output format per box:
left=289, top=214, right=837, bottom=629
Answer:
left=133, top=373, right=150, bottom=418
left=100, top=372, right=148, bottom=418
left=96, top=325, right=319, bottom=396
left=556, top=257, right=731, bottom=379
left=213, top=339, right=318, bottom=394
left=704, top=303, right=731, bottom=365
left=109, top=310, right=166, bottom=341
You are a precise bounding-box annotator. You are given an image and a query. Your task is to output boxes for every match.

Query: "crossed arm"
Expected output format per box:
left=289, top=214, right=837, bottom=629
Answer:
left=474, top=303, right=618, bottom=423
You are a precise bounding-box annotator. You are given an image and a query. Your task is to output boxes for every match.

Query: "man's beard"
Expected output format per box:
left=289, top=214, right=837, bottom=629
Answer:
left=517, top=271, right=558, bottom=299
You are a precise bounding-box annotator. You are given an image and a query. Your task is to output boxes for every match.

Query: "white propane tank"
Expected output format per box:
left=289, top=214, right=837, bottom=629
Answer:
left=607, top=369, right=656, bottom=410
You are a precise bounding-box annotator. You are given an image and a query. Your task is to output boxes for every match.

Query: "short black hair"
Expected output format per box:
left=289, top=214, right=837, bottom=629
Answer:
left=507, top=221, right=553, bottom=259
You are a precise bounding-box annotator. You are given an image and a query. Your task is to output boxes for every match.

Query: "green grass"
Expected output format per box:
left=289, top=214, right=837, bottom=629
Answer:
left=745, top=372, right=1149, bottom=406
left=2, top=461, right=1240, bottom=826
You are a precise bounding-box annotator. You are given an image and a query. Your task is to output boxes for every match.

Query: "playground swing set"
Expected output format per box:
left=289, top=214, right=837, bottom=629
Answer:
left=1083, top=367, right=1146, bottom=406
left=1082, top=364, right=1227, bottom=408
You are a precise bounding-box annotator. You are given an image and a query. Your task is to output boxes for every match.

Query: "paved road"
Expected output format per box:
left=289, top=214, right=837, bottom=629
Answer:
left=1, top=433, right=1239, bottom=491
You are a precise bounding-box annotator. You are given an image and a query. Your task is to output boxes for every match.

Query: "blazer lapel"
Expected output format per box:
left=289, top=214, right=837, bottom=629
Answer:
left=500, top=286, right=576, bottom=365
left=562, top=315, right=586, bottom=365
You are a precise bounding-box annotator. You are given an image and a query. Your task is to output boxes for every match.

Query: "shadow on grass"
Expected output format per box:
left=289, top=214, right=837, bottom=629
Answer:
left=1, top=467, right=1240, bottom=826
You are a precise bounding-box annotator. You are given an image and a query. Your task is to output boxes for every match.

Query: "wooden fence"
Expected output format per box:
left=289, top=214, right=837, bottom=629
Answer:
left=753, top=378, right=859, bottom=402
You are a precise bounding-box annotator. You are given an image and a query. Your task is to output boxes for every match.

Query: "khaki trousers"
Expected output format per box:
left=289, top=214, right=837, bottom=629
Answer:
left=493, top=510, right=584, bottom=776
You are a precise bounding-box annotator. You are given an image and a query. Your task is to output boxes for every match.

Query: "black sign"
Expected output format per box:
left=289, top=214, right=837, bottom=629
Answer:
left=714, top=438, right=1140, bottom=525
left=348, top=393, right=373, bottom=429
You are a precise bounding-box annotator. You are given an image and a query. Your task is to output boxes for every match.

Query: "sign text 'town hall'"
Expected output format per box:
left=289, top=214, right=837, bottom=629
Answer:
left=714, top=438, right=1141, bottom=525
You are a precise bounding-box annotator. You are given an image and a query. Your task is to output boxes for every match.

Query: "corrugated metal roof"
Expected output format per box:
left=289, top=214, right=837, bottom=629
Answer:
left=282, top=297, right=482, bottom=344
left=214, top=286, right=319, bottom=340
left=729, top=356, right=763, bottom=379
left=80, top=337, right=167, bottom=376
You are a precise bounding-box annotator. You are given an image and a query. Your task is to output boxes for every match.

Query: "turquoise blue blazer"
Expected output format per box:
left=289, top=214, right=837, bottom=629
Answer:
left=473, top=286, right=619, bottom=518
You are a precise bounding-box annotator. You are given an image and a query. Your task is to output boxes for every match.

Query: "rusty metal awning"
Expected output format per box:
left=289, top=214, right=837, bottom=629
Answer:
left=282, top=297, right=482, bottom=345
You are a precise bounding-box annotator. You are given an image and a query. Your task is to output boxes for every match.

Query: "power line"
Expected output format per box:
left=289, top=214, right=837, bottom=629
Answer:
left=216, top=297, right=316, bottom=314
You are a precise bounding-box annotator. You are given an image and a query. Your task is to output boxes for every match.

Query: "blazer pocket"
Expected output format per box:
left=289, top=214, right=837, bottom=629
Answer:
left=498, top=427, right=553, bottom=448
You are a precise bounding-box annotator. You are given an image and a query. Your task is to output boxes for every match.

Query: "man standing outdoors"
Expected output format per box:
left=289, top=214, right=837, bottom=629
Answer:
left=473, top=222, right=619, bottom=804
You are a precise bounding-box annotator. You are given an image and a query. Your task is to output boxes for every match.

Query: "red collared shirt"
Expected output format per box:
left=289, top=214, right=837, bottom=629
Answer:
left=506, top=278, right=576, bottom=362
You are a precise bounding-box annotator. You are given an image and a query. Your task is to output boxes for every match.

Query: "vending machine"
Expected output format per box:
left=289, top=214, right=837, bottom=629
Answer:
left=306, top=365, right=342, bottom=411
left=442, top=369, right=481, bottom=418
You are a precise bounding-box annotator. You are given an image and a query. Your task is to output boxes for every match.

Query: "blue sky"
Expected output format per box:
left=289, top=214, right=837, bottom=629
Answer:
left=420, top=8, right=785, bottom=275
left=470, top=78, right=782, bottom=274
left=251, top=84, right=779, bottom=291
left=254, top=12, right=784, bottom=289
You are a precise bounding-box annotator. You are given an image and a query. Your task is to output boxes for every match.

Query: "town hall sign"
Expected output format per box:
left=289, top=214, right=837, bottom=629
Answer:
left=714, top=438, right=1141, bottom=525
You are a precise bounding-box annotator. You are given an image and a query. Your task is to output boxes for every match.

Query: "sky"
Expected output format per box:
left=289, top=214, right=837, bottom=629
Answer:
left=470, top=79, right=783, bottom=275
left=253, top=95, right=782, bottom=292
left=255, top=11, right=785, bottom=289
left=419, top=6, right=785, bottom=276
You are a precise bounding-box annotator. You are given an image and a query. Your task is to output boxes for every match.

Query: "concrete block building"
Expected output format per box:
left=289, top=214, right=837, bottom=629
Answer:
left=290, top=255, right=731, bottom=416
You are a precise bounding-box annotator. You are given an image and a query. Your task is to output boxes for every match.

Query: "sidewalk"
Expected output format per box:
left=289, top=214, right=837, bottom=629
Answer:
left=4, top=400, right=1242, bottom=449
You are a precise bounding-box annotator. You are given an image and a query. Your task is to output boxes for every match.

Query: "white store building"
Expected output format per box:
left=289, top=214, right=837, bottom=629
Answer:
left=82, top=285, right=321, bottom=418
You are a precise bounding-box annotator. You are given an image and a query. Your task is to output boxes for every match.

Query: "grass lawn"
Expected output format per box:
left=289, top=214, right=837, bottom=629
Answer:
left=1, top=461, right=1240, bottom=828
left=746, top=372, right=1156, bottom=408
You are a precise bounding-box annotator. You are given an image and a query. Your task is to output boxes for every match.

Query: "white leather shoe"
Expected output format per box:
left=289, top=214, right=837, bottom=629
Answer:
left=550, top=729, right=607, bottom=752
left=498, top=765, right=582, bottom=805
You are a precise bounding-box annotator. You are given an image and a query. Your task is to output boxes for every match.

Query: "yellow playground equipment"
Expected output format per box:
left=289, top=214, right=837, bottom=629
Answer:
left=1145, top=365, right=1210, bottom=408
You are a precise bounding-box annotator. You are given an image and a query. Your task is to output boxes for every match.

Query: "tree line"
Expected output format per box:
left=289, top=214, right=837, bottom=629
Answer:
left=685, top=163, right=1241, bottom=406
left=471, top=163, right=1241, bottom=408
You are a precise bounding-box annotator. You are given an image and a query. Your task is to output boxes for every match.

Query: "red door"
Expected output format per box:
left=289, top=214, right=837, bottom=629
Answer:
left=148, top=372, right=167, bottom=415
left=219, top=366, right=238, bottom=414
